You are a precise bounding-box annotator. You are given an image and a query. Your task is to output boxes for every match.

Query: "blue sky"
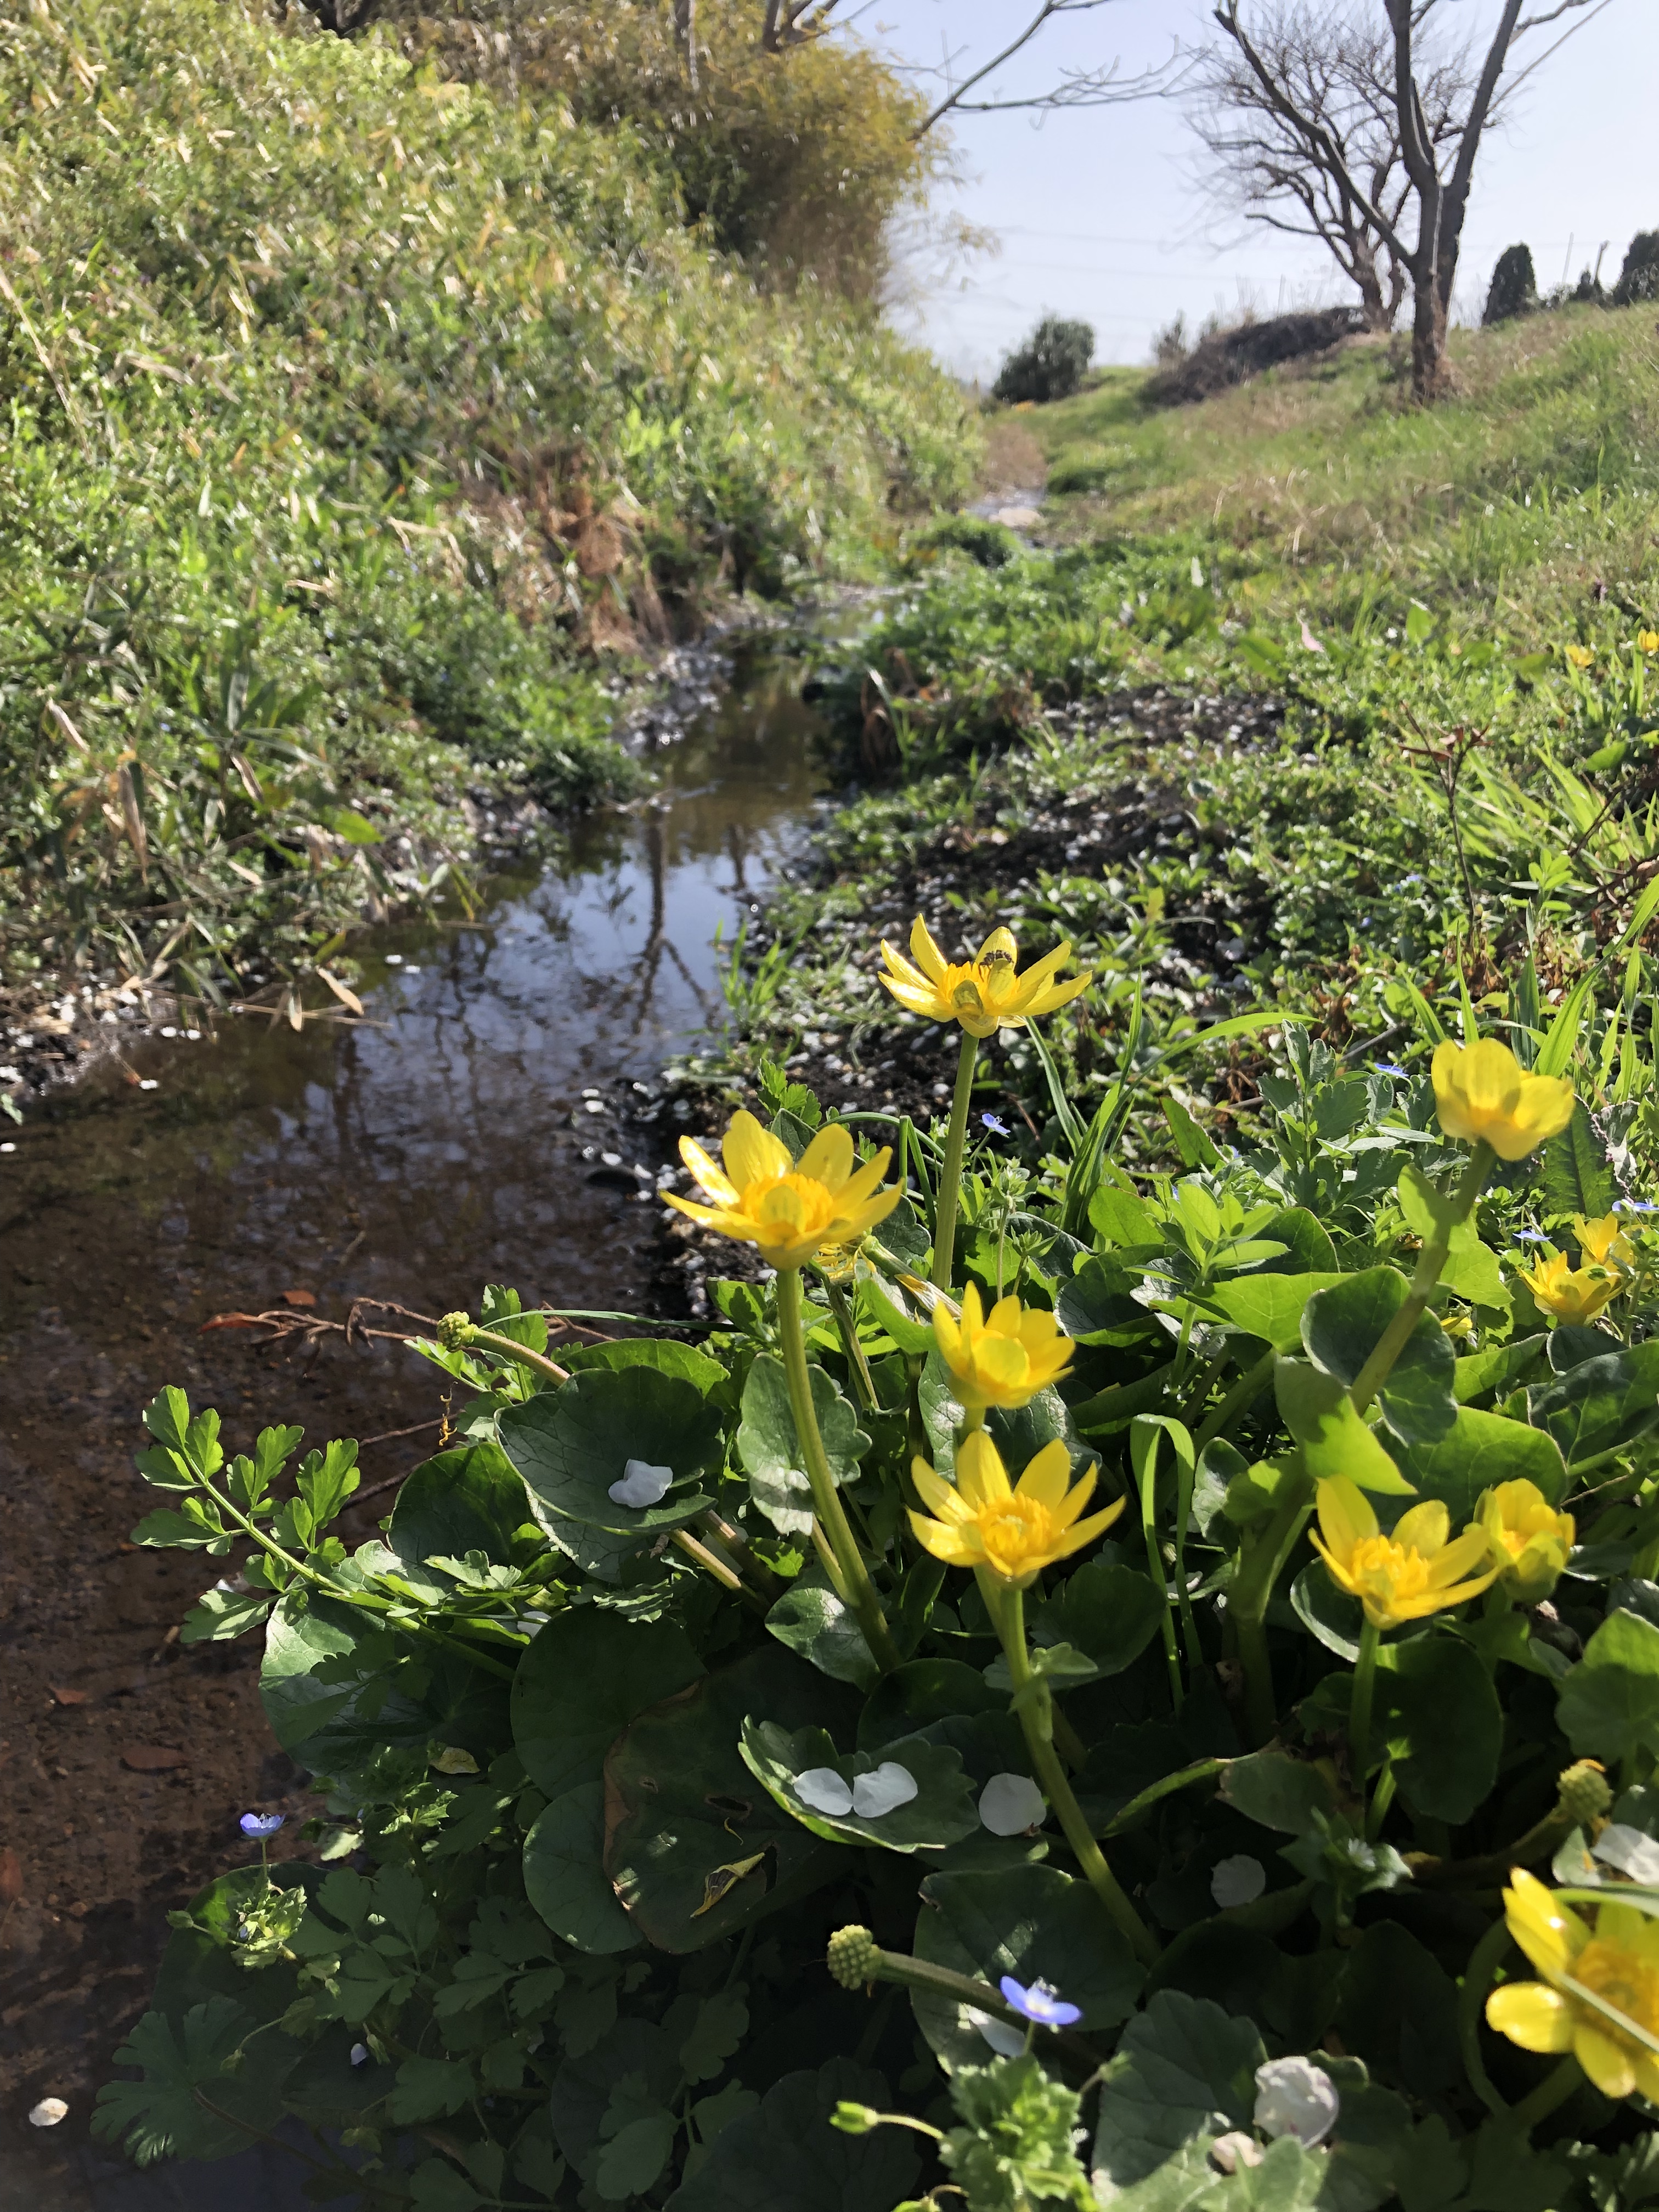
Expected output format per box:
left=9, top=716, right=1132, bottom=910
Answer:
left=857, top=0, right=1649, bottom=379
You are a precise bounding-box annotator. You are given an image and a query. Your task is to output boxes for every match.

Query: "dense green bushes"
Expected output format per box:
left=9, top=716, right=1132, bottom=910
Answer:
left=0, top=0, right=975, bottom=995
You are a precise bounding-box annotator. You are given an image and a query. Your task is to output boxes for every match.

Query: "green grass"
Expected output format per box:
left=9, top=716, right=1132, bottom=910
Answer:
left=0, top=0, right=977, bottom=1002
left=699, top=311, right=1659, bottom=1166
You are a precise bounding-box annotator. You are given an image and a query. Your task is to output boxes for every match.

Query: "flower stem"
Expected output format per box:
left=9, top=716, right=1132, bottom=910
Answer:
left=777, top=1267, right=900, bottom=1673
left=931, top=1029, right=980, bottom=1291
left=826, top=1926, right=1098, bottom=2065
left=1508, top=2054, right=1583, bottom=2135
left=1458, top=1916, right=1515, bottom=2119
left=1348, top=1614, right=1382, bottom=1809
left=987, top=1575, right=1159, bottom=1966
left=1350, top=1142, right=1492, bottom=1415
left=1224, top=1468, right=1314, bottom=1748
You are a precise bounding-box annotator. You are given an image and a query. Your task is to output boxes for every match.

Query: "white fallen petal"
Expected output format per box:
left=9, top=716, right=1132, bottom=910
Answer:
left=852, top=1762, right=919, bottom=1818
left=1592, top=1822, right=1659, bottom=1884
left=966, top=2008, right=1026, bottom=2057
left=608, top=1458, right=674, bottom=1509
left=29, top=2098, right=69, bottom=2128
left=979, top=1772, right=1047, bottom=1836
left=1210, top=2131, right=1263, bottom=2175
left=1254, top=2057, right=1339, bottom=2148
left=794, top=1767, right=855, bottom=1816
left=1211, top=1854, right=1267, bottom=1909
left=349, top=2043, right=370, bottom=2068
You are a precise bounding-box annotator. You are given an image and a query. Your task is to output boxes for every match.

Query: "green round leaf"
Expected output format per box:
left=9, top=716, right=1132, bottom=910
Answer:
left=911, top=1862, right=1143, bottom=2070
left=1558, top=1609, right=1659, bottom=1763
left=604, top=1649, right=851, bottom=1951
left=1032, top=1557, right=1164, bottom=1678
left=737, top=1352, right=867, bottom=1537
left=764, top=1573, right=881, bottom=1691
left=523, top=1785, right=639, bottom=1955
left=1393, top=1404, right=1568, bottom=1518
left=740, top=1719, right=979, bottom=1852
left=500, top=1368, right=721, bottom=1537
left=387, top=1440, right=530, bottom=1572
left=1381, top=1633, right=1503, bottom=1825
left=512, top=1609, right=705, bottom=1801
left=663, top=2061, right=918, bottom=2212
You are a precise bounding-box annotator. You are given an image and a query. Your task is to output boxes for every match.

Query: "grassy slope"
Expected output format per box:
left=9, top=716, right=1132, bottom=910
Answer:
left=698, top=310, right=1659, bottom=1171
left=0, top=0, right=977, bottom=1005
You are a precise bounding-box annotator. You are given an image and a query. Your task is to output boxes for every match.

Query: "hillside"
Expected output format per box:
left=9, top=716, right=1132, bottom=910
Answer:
left=702, top=306, right=1659, bottom=1157
left=0, top=0, right=975, bottom=1006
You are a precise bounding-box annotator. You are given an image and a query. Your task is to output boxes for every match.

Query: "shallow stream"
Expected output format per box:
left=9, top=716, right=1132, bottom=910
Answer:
left=0, top=646, right=830, bottom=2208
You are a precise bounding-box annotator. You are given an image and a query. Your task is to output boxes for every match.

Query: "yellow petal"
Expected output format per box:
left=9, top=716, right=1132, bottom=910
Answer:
left=1013, top=1440, right=1075, bottom=1513
left=663, top=1190, right=721, bottom=1231
left=836, top=1186, right=901, bottom=1240
left=1051, top=1497, right=1126, bottom=1559
left=1051, top=1462, right=1102, bottom=1530
left=1504, top=1869, right=1589, bottom=1980
left=1486, top=1983, right=1574, bottom=2053
left=912, top=1463, right=973, bottom=1524
left=1394, top=1499, right=1451, bottom=1558
left=1425, top=1526, right=1499, bottom=1588
left=724, top=1110, right=789, bottom=1192
left=910, top=916, right=949, bottom=984
left=1573, top=2023, right=1638, bottom=2101
left=798, top=1122, right=854, bottom=1193
left=956, top=1430, right=1011, bottom=1508
left=974, top=925, right=1019, bottom=966
left=908, top=1509, right=981, bottom=1567
left=679, top=1136, right=737, bottom=1205
left=1308, top=1529, right=1361, bottom=1601
left=838, top=1149, right=893, bottom=1210
left=959, top=1282, right=988, bottom=1337
left=1316, top=1475, right=1378, bottom=1565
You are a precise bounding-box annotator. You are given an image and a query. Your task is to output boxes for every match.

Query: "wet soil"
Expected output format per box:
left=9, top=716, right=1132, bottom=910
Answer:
left=0, top=649, right=830, bottom=2207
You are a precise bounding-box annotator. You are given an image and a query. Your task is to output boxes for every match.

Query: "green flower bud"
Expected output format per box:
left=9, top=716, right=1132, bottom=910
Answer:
left=827, top=1924, right=877, bottom=1990
left=1557, top=1759, right=1612, bottom=1829
left=437, top=1310, right=475, bottom=1352
left=831, top=2102, right=881, bottom=2136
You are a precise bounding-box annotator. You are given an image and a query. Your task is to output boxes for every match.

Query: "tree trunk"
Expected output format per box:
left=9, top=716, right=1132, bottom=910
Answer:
left=1410, top=274, right=1450, bottom=401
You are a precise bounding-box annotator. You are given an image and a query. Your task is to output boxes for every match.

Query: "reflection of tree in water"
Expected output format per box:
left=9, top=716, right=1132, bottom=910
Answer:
left=630, top=806, right=720, bottom=1034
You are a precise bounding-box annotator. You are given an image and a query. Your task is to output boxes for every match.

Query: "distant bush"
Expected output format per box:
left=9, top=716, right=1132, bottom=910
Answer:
left=1485, top=244, right=1539, bottom=325
left=992, top=317, right=1096, bottom=406
left=1146, top=306, right=1363, bottom=405
left=1615, top=231, right=1659, bottom=306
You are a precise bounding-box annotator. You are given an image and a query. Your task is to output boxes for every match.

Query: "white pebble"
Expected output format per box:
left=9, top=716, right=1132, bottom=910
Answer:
left=138, top=1079, right=160, bottom=1092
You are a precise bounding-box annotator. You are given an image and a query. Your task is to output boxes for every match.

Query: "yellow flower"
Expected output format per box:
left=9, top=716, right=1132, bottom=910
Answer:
left=1637, top=631, right=1659, bottom=655
left=1576, top=1213, right=1635, bottom=1269
left=934, top=1283, right=1074, bottom=1413
left=1519, top=1249, right=1620, bottom=1325
left=1565, top=644, right=1595, bottom=670
left=666, top=1111, right=899, bottom=1271
left=1487, top=1869, right=1659, bottom=2101
left=1475, top=1479, right=1575, bottom=1602
left=878, top=917, right=1090, bottom=1040
left=909, top=1430, right=1124, bottom=1589
left=1430, top=1037, right=1575, bottom=1161
left=1310, top=1475, right=1498, bottom=1630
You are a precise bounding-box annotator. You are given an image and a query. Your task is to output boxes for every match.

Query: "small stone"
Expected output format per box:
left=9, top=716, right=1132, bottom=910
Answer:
left=29, top=2097, right=69, bottom=2128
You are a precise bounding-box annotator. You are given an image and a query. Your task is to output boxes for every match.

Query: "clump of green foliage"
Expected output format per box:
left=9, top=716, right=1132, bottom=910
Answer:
left=0, top=0, right=976, bottom=997
left=1485, top=243, right=1540, bottom=325
left=389, top=0, right=938, bottom=302
left=992, top=317, right=1095, bottom=407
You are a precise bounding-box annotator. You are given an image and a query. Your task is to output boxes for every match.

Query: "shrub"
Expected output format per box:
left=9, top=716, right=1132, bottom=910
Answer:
left=1614, top=230, right=1659, bottom=306
left=1147, top=307, right=1363, bottom=405
left=383, top=0, right=935, bottom=302
left=906, top=514, right=1023, bottom=570
left=992, top=316, right=1096, bottom=407
left=1485, top=244, right=1539, bottom=325
left=1152, top=312, right=1190, bottom=369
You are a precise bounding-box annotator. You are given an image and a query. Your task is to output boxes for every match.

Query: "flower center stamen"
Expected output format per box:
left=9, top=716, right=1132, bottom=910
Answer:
left=1347, top=1533, right=1430, bottom=1603
left=1574, top=1940, right=1659, bottom=2049
left=977, top=1495, right=1057, bottom=1577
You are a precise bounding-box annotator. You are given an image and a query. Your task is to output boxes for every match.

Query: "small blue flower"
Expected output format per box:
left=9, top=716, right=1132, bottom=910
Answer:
left=1372, top=1062, right=1408, bottom=1078
left=240, top=1812, right=285, bottom=1839
left=998, top=1975, right=1081, bottom=2028
left=1396, top=874, right=1425, bottom=890
left=981, top=1113, right=1011, bottom=1138
left=1514, top=1229, right=1549, bottom=1244
left=1616, top=1200, right=1658, bottom=1214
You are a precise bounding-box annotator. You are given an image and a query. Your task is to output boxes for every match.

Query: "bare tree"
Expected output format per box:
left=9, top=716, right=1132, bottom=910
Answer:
left=1211, top=0, right=1610, bottom=399
left=761, top=0, right=1186, bottom=136
left=1189, top=5, right=1502, bottom=335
